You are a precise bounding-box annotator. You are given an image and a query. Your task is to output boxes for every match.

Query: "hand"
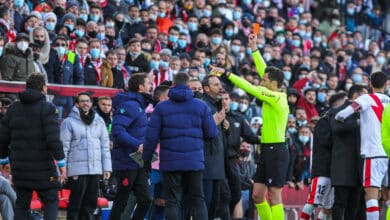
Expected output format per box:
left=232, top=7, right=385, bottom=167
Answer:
left=209, top=64, right=226, bottom=77
left=248, top=33, right=258, bottom=51
left=59, top=167, right=67, bottom=184
left=137, top=144, right=144, bottom=153
left=287, top=181, right=295, bottom=188
left=103, top=171, right=111, bottom=180
left=213, top=111, right=225, bottom=125
left=223, top=119, right=230, bottom=130
left=297, top=181, right=304, bottom=190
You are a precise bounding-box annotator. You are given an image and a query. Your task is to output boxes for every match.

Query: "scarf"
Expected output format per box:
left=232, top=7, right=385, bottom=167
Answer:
left=79, top=108, right=95, bottom=125
left=91, top=58, right=103, bottom=83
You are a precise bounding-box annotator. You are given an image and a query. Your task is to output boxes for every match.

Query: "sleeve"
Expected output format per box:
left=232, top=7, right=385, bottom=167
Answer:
left=382, top=104, right=390, bottom=157
left=0, top=111, right=10, bottom=158
left=228, top=73, right=282, bottom=105
left=60, top=119, right=72, bottom=165
left=0, top=55, right=16, bottom=81
left=252, top=50, right=267, bottom=79
left=354, top=95, right=370, bottom=112
left=143, top=106, right=162, bottom=161
left=202, top=104, right=218, bottom=139
left=0, top=177, right=16, bottom=203
left=73, top=55, right=84, bottom=85
left=100, top=120, right=112, bottom=172
left=331, top=111, right=359, bottom=134
left=292, top=78, right=309, bottom=96
left=42, top=104, right=64, bottom=161
left=241, top=117, right=260, bottom=144
left=112, top=102, right=143, bottom=151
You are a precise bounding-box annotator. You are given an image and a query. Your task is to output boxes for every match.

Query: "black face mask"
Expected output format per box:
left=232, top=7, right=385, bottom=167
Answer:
left=115, top=20, right=125, bottom=28
left=337, top=55, right=344, bottom=63
left=199, top=24, right=209, bottom=33
left=196, top=41, right=207, bottom=49
left=33, top=53, right=40, bottom=61
left=194, top=91, right=203, bottom=99
left=242, top=20, right=251, bottom=28
left=53, top=7, right=65, bottom=18
left=88, top=31, right=97, bottom=38
left=211, top=22, right=222, bottom=29
left=34, top=40, right=45, bottom=48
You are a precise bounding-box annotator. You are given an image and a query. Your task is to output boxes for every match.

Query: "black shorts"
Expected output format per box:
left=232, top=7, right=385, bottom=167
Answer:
left=253, top=143, right=289, bottom=187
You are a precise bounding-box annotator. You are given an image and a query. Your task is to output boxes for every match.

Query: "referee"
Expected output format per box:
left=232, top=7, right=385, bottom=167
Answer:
left=209, top=33, right=289, bottom=220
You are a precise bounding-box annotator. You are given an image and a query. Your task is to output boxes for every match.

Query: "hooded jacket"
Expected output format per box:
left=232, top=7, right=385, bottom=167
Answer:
left=111, top=91, right=147, bottom=170
left=0, top=44, right=35, bottom=81
left=0, top=89, right=64, bottom=189
left=60, top=106, right=112, bottom=177
left=143, top=85, right=218, bottom=171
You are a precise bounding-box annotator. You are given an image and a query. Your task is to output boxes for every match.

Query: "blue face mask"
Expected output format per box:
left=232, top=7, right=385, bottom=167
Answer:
left=212, top=37, right=222, bottom=45
left=314, top=36, right=322, bottom=43
left=243, top=0, right=251, bottom=5
left=299, top=135, right=310, bottom=144
left=276, top=36, right=285, bottom=44
left=45, top=22, right=55, bottom=31
left=56, top=46, right=66, bottom=56
left=292, top=39, right=301, bottom=47
left=90, top=15, right=100, bottom=22
left=246, top=48, right=252, bottom=55
left=64, top=23, right=74, bottom=31
left=297, top=120, right=307, bottom=126
left=233, top=11, right=241, bottom=20
left=14, top=0, right=23, bottom=7
left=203, top=10, right=212, bottom=17
left=288, top=127, right=297, bottom=134
left=188, top=22, right=198, bottom=32
left=347, top=8, right=354, bottom=15
left=75, top=29, right=85, bottom=37
left=377, top=56, right=386, bottom=65
left=158, top=12, right=166, bottom=18
left=199, top=73, right=205, bottom=81
left=225, top=29, right=234, bottom=37
left=0, top=47, right=4, bottom=56
left=204, top=58, right=211, bottom=67
left=352, top=74, right=362, bottom=83
left=230, top=101, right=239, bottom=111
left=251, top=127, right=258, bottom=134
left=168, top=35, right=178, bottom=43
left=80, top=14, right=88, bottom=22
left=317, top=92, right=326, bottom=103
left=284, top=71, right=292, bottom=81
left=177, top=39, right=187, bottom=49
left=97, top=33, right=105, bottom=41
left=129, top=51, right=140, bottom=57
left=150, top=60, right=159, bottom=69
left=231, top=45, right=240, bottom=54
left=90, top=48, right=100, bottom=59
left=159, top=60, right=169, bottom=68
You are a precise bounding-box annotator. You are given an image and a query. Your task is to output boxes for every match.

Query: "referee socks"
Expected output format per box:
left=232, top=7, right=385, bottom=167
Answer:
left=255, top=201, right=272, bottom=220
left=271, top=204, right=285, bottom=220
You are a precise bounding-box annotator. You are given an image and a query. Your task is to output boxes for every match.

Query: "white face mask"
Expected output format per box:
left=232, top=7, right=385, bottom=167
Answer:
left=239, top=103, right=249, bottom=112
left=17, top=41, right=29, bottom=52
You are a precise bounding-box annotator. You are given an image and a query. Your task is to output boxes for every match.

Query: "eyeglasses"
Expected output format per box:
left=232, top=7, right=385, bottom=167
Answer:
left=55, top=43, right=67, bottom=47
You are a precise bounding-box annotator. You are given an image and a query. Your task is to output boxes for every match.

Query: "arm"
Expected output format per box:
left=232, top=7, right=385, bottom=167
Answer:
left=100, top=120, right=112, bottom=172
left=335, top=103, right=360, bottom=122
left=60, top=119, right=72, bottom=166
left=331, top=111, right=359, bottom=134
left=0, top=55, right=16, bottom=81
left=241, top=117, right=260, bottom=144
left=202, top=105, right=218, bottom=139
left=252, top=50, right=266, bottom=79
left=73, top=55, right=84, bottom=85
left=43, top=104, right=65, bottom=161
left=382, top=105, right=390, bottom=157
left=143, top=106, right=162, bottom=161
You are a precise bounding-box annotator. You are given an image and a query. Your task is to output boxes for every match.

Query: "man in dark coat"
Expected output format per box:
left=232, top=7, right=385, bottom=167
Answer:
left=0, top=74, right=66, bottom=220
left=143, top=73, right=218, bottom=219
left=330, top=85, right=367, bottom=220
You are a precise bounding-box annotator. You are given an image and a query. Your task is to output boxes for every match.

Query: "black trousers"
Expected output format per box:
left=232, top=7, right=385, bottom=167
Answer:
left=15, top=187, right=58, bottom=220
left=109, top=169, right=151, bottom=220
left=203, top=179, right=231, bottom=220
left=163, top=170, right=207, bottom=220
left=226, top=158, right=242, bottom=214
left=67, top=175, right=100, bottom=220
left=332, top=186, right=363, bottom=220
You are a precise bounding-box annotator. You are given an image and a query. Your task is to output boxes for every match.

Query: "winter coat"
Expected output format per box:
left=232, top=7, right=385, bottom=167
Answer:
left=202, top=94, right=226, bottom=180
left=60, top=106, right=112, bottom=177
left=100, top=60, right=114, bottom=88
left=125, top=52, right=151, bottom=74
left=111, top=91, right=147, bottom=171
left=0, top=45, right=35, bottom=81
left=0, top=89, right=64, bottom=190
left=330, top=101, right=362, bottom=186
left=143, top=85, right=218, bottom=171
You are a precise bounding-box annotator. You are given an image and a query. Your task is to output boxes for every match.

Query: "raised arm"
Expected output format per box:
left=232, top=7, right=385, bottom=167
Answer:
left=248, top=34, right=267, bottom=79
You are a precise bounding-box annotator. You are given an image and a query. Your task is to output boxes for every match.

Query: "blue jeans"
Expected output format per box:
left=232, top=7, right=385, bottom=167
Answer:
left=147, top=170, right=165, bottom=220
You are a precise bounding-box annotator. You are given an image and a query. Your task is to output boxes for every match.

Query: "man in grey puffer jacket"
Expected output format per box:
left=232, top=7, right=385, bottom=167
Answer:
left=60, top=92, right=112, bottom=220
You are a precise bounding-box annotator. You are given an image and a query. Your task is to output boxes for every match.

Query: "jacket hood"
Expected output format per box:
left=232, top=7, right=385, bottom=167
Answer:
left=113, top=91, right=144, bottom=109
left=5, top=44, right=32, bottom=57
left=168, top=84, right=194, bottom=102
left=68, top=106, right=82, bottom=119
left=19, top=89, right=45, bottom=104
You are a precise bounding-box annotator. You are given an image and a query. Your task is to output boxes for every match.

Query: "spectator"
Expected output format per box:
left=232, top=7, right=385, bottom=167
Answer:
left=143, top=73, right=218, bottom=219
left=0, top=175, right=16, bottom=220
left=29, top=26, right=50, bottom=65
left=0, top=5, right=16, bottom=43
left=0, top=74, right=66, bottom=220
left=296, top=88, right=319, bottom=122
left=125, top=38, right=151, bottom=74
left=110, top=73, right=152, bottom=220
left=61, top=92, right=112, bottom=220
left=106, top=50, right=125, bottom=89
left=84, top=38, right=112, bottom=86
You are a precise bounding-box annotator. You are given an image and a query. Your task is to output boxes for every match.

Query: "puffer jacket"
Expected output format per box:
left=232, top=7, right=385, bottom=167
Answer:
left=60, top=106, right=112, bottom=177
left=0, top=44, right=35, bottom=81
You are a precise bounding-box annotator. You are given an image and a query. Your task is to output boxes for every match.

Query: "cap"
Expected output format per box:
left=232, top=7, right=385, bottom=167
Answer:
left=287, top=88, right=299, bottom=97
left=16, top=33, right=30, bottom=41
left=62, top=13, right=76, bottom=25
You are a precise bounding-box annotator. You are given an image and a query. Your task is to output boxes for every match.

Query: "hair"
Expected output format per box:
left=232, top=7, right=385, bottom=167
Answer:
left=265, top=66, right=284, bottom=88
left=168, top=26, right=180, bottom=33
left=370, top=71, right=387, bottom=89
left=202, top=74, right=218, bottom=88
left=304, top=87, right=317, bottom=95
left=329, top=92, right=347, bottom=107
left=128, top=73, right=147, bottom=92
left=76, top=38, right=88, bottom=45
left=75, top=92, right=92, bottom=103
left=174, top=72, right=190, bottom=85
left=89, top=3, right=101, bottom=11
left=97, top=96, right=111, bottom=102
left=0, top=5, right=8, bottom=18
left=106, top=49, right=117, bottom=57
left=26, top=74, right=46, bottom=91
left=153, top=85, right=170, bottom=101
left=128, top=38, right=141, bottom=46
left=89, top=38, right=101, bottom=46
left=55, top=35, right=68, bottom=45
left=347, top=85, right=365, bottom=99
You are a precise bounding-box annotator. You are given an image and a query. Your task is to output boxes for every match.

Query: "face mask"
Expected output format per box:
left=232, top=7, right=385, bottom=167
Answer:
left=172, top=69, right=178, bottom=75
left=297, top=6, right=304, bottom=14
left=347, top=8, right=354, bottom=15
left=64, top=23, right=74, bottom=31
left=198, top=73, right=205, bottom=81
left=212, top=37, right=222, bottom=45
left=218, top=8, right=226, bottom=14
left=177, top=39, right=187, bottom=49
left=263, top=53, right=272, bottom=62
left=288, top=127, right=297, bottom=134
left=276, top=36, right=285, bottom=44
left=251, top=127, right=258, bottom=134
left=204, top=58, right=210, bottom=67
left=298, top=30, right=306, bottom=37
left=317, top=92, right=326, bottom=103
left=150, top=60, right=159, bottom=69
left=234, top=88, right=245, bottom=96
left=297, top=120, right=307, bottom=126
left=225, top=29, right=234, bottom=37
left=299, top=135, right=310, bottom=144
left=106, top=22, right=115, bottom=28
left=284, top=71, right=292, bottom=81
left=80, top=14, right=88, bottom=22
left=159, top=60, right=169, bottom=69
left=168, top=35, right=178, bottom=43
left=246, top=48, right=252, bottom=55
left=239, top=103, right=248, bottom=112
left=306, top=32, right=312, bottom=38
left=129, top=51, right=140, bottom=58
left=56, top=46, right=66, bottom=56
left=97, top=33, right=105, bottom=41
left=26, top=26, right=33, bottom=33
left=194, top=91, right=203, bottom=98
left=243, top=0, right=251, bottom=5
left=299, top=19, right=307, bottom=25
left=203, top=10, right=212, bottom=17
left=292, top=39, right=301, bottom=47
left=90, top=48, right=100, bottom=59
left=158, top=12, right=166, bottom=18
left=377, top=56, right=386, bottom=65
left=233, top=11, right=241, bottom=20
left=345, top=83, right=352, bottom=91
left=14, top=0, right=23, bottom=7
left=332, top=19, right=340, bottom=26
left=274, top=26, right=283, bottom=32
left=0, top=47, right=3, bottom=56
left=314, top=36, right=322, bottom=43
left=231, top=45, right=240, bottom=54
left=230, top=101, right=239, bottom=111
left=89, top=31, right=97, bottom=38
left=75, top=29, right=85, bottom=37
left=188, top=22, right=198, bottom=32
left=352, top=74, right=362, bottom=84
left=17, top=41, right=29, bottom=52
left=45, top=22, right=56, bottom=31
left=90, top=15, right=100, bottom=22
